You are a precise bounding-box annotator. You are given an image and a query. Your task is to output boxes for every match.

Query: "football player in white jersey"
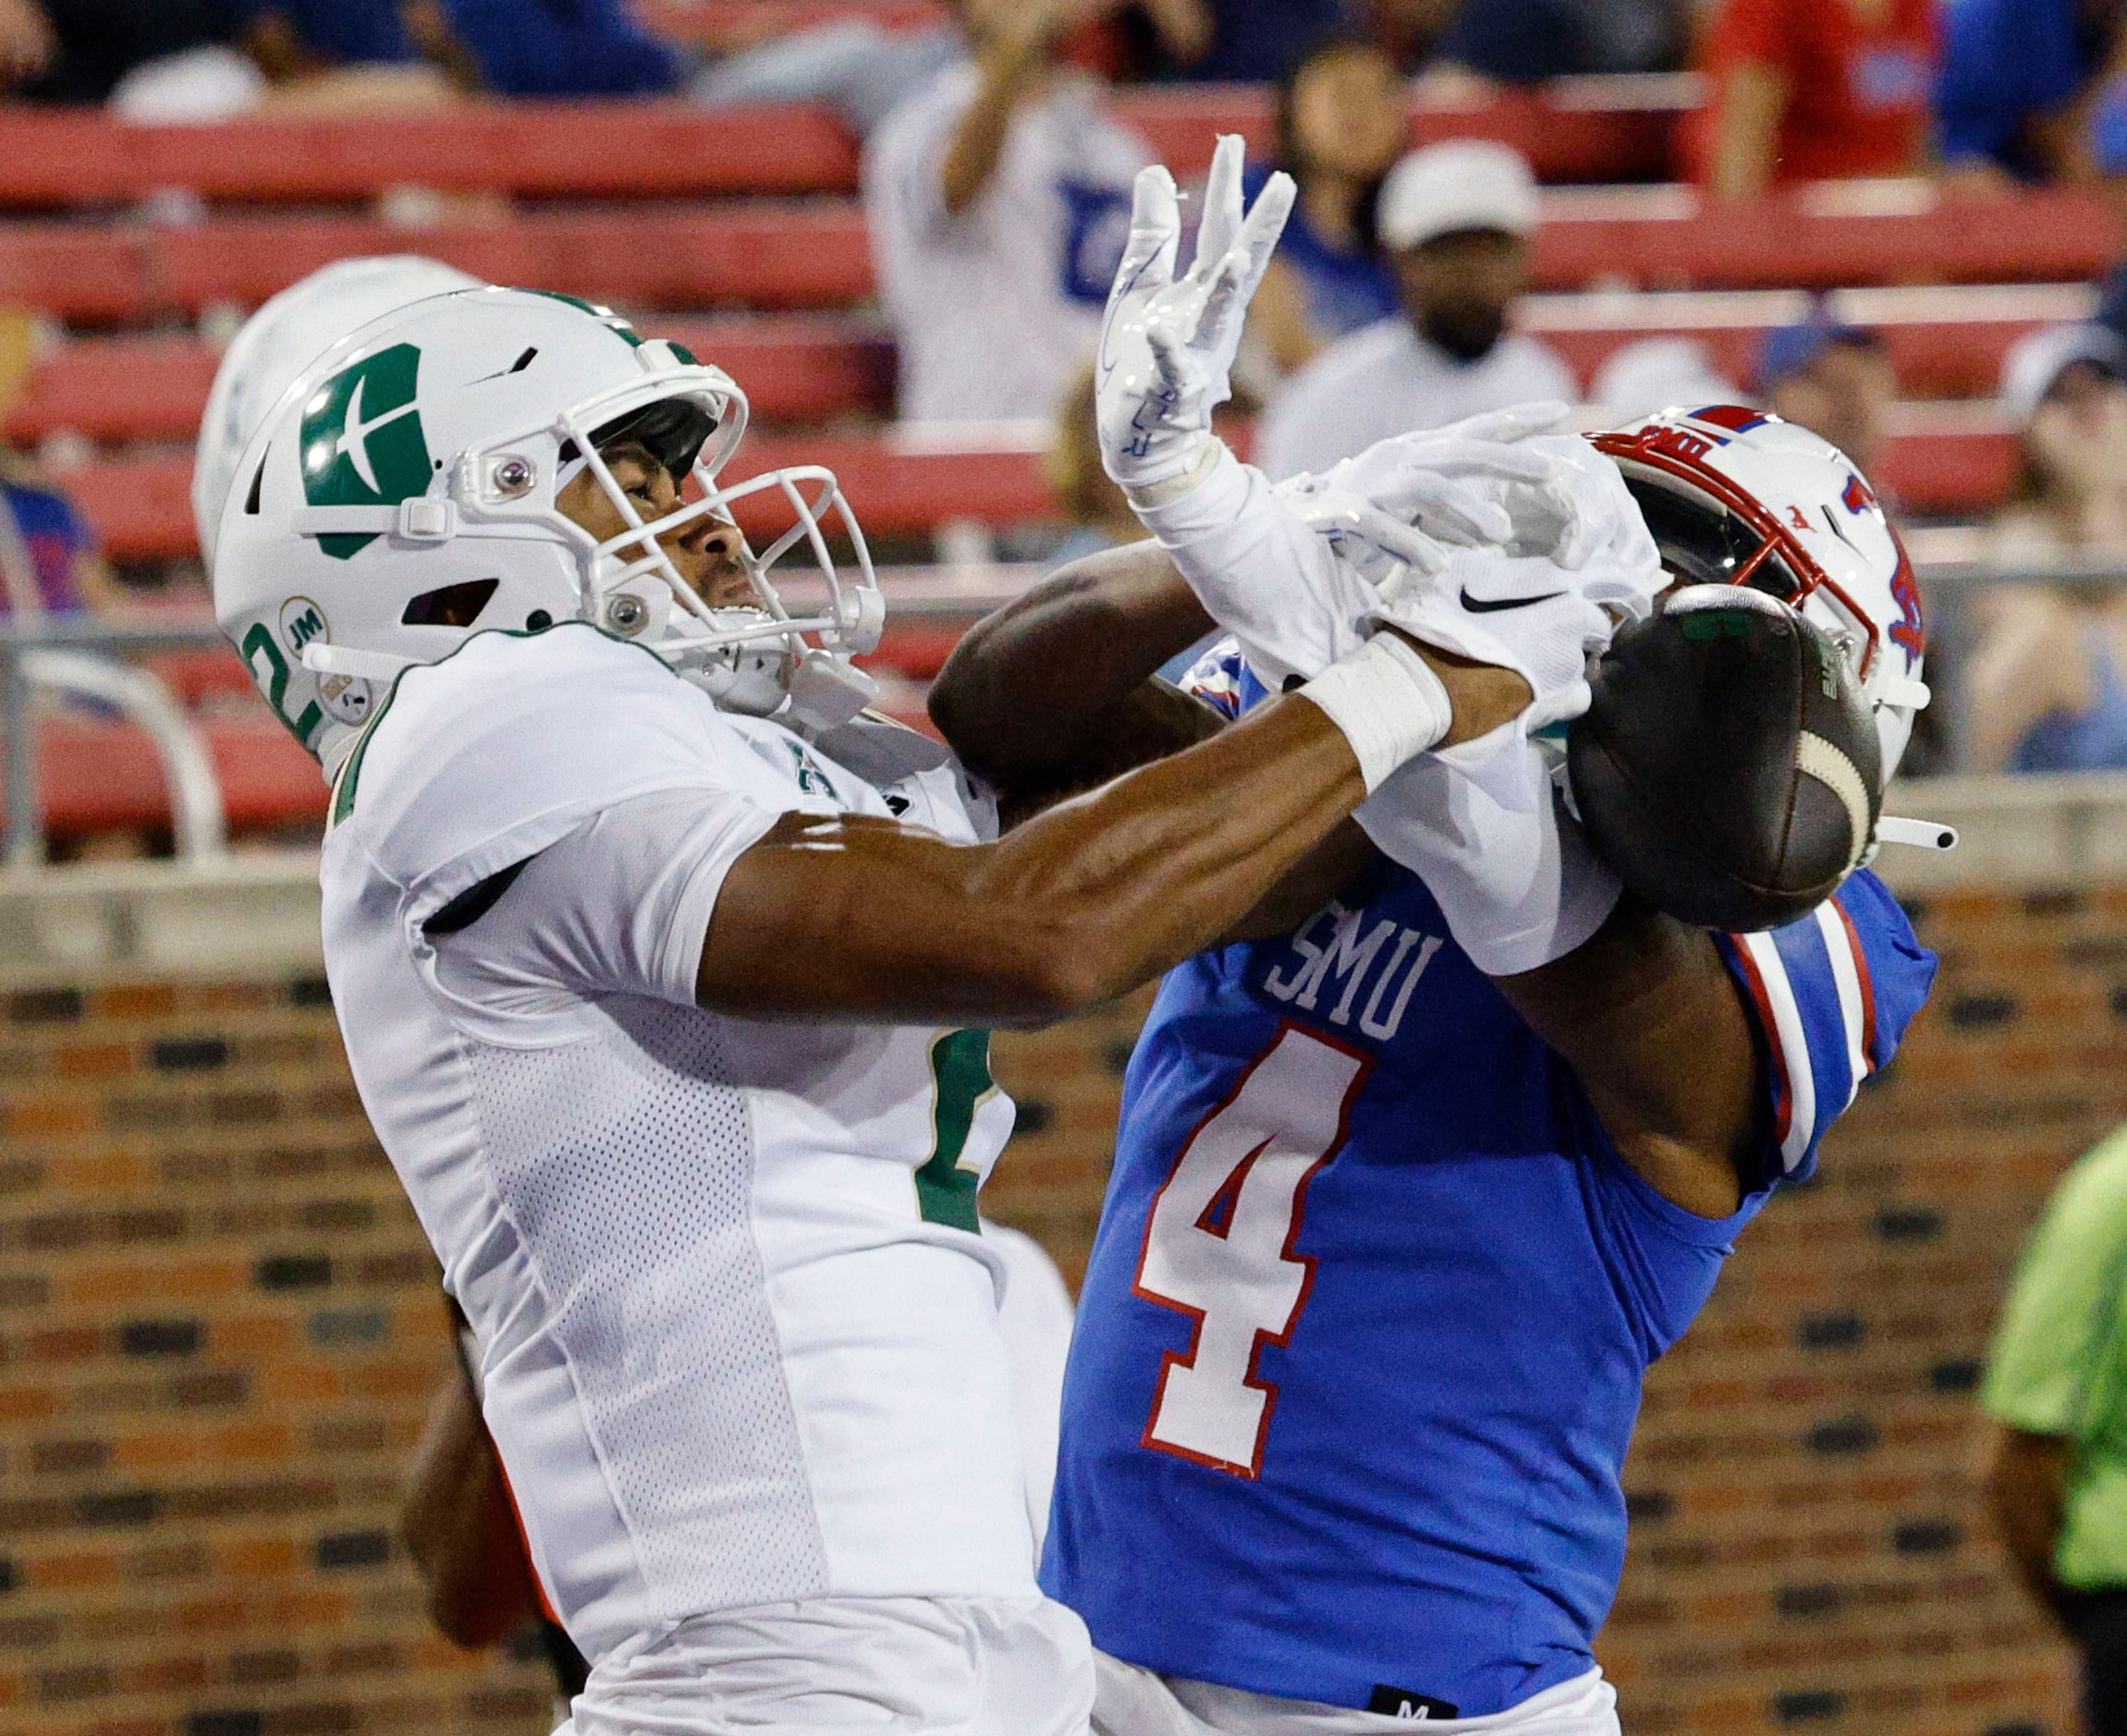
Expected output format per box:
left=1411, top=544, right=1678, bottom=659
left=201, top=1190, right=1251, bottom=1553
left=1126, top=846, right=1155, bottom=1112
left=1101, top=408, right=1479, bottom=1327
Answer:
left=207, top=269, right=1589, bottom=1733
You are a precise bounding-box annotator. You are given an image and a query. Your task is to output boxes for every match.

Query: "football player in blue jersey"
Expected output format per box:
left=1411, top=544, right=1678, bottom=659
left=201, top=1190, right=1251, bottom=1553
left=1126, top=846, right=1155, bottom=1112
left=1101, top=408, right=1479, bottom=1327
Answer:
left=930, top=140, right=1943, bottom=1734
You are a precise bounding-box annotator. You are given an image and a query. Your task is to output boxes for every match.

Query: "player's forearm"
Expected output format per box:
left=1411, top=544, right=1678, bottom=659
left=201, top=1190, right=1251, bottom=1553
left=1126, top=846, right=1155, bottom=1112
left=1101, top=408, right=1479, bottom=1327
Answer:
left=703, top=697, right=1371, bottom=1025
left=940, top=34, right=1048, bottom=215
left=1493, top=896, right=1760, bottom=1216
left=930, top=540, right=1218, bottom=794
left=399, top=1379, right=540, bottom=1648
left=1707, top=62, right=1786, bottom=202
left=1987, top=1426, right=2076, bottom=1632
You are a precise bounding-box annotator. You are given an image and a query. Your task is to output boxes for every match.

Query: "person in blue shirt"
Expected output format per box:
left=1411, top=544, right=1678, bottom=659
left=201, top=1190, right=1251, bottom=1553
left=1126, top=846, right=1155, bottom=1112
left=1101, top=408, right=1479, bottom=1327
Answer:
left=418, top=0, right=686, bottom=97
left=1937, top=0, right=2118, bottom=182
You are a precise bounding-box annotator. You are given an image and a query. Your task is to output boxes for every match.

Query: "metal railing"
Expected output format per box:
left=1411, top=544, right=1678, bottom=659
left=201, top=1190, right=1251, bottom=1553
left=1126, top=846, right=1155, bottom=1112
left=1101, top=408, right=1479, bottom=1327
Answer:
left=0, top=616, right=233, bottom=869
left=3, top=554, right=2124, bottom=869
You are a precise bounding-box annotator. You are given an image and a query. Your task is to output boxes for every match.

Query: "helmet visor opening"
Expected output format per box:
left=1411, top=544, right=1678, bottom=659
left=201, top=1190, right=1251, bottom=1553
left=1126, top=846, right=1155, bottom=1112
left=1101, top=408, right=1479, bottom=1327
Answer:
left=563, top=396, right=720, bottom=483
left=1622, top=474, right=1805, bottom=603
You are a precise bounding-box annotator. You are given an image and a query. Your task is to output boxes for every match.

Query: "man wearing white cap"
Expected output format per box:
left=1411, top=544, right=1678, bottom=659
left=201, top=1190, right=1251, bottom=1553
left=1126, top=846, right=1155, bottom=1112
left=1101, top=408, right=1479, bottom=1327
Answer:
left=1256, top=140, right=1573, bottom=482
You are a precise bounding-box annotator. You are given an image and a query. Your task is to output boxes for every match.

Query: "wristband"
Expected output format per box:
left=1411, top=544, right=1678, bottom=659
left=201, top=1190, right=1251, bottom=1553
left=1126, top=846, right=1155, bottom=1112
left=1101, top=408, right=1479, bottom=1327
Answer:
left=1297, top=631, right=1454, bottom=794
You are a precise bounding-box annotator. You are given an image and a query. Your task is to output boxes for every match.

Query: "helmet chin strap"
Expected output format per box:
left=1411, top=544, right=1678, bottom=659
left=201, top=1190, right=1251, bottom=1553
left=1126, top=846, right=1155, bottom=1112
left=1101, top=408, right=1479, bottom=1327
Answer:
left=304, top=642, right=415, bottom=681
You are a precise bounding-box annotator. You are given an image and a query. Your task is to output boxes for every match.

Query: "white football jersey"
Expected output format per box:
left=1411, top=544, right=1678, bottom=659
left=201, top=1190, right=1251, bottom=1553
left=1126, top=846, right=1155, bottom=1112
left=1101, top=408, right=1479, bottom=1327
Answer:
left=317, top=624, right=1038, bottom=1664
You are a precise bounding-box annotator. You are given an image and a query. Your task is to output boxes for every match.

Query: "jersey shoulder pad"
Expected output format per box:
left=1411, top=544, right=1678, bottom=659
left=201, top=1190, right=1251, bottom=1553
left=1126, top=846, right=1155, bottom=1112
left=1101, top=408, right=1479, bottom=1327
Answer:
left=340, top=623, right=739, bottom=923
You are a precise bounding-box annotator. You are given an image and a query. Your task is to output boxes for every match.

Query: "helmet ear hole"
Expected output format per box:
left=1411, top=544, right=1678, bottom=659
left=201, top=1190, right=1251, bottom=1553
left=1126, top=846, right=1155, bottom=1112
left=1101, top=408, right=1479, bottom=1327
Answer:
left=400, top=579, right=500, bottom=628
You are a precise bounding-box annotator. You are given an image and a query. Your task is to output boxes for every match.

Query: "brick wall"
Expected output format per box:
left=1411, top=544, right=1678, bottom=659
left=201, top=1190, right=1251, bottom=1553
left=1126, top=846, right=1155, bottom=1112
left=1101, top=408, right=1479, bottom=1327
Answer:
left=0, top=885, right=2115, bottom=1736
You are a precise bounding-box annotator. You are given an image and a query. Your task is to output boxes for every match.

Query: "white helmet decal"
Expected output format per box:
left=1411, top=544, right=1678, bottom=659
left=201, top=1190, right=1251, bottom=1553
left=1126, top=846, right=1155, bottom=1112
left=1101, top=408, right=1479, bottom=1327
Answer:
left=193, top=255, right=483, bottom=566
left=213, top=287, right=884, bottom=776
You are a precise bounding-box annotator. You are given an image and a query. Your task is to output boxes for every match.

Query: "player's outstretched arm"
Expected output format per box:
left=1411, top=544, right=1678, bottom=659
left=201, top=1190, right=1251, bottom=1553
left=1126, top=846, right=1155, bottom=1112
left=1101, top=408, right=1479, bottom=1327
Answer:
left=1491, top=897, right=1762, bottom=1218
left=701, top=648, right=1527, bottom=1027
left=930, top=540, right=1219, bottom=807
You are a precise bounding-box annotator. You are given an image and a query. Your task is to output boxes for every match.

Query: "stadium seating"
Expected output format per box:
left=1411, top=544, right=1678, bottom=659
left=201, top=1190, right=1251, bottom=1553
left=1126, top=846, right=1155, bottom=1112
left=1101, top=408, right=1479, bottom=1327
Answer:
left=0, top=82, right=1690, bottom=211
left=0, top=77, right=2102, bottom=844
left=8, top=285, right=2083, bottom=449
left=62, top=410, right=2012, bottom=566
left=9, top=711, right=325, bottom=836
left=0, top=189, right=2101, bottom=327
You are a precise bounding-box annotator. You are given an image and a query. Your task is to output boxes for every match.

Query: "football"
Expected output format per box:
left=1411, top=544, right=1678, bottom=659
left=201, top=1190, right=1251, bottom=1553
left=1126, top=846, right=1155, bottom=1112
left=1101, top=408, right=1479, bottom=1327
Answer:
left=1566, top=585, right=1884, bottom=933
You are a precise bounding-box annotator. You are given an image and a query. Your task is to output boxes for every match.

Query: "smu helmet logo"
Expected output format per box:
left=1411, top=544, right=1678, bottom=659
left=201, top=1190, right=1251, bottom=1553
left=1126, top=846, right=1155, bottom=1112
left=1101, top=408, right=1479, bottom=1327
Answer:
left=1889, top=541, right=1924, bottom=666
left=299, top=344, right=434, bottom=560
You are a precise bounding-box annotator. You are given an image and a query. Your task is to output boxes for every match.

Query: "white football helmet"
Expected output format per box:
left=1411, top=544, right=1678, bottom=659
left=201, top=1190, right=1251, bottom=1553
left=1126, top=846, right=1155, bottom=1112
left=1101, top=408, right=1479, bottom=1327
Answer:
left=193, top=256, right=484, bottom=565
left=1590, top=405, right=1932, bottom=783
left=212, top=287, right=883, bottom=776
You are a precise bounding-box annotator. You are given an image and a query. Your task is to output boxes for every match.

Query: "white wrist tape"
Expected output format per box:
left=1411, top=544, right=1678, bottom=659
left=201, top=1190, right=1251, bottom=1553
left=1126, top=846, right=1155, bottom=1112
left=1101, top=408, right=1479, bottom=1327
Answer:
left=1123, top=436, right=1226, bottom=511
left=1297, top=631, right=1454, bottom=794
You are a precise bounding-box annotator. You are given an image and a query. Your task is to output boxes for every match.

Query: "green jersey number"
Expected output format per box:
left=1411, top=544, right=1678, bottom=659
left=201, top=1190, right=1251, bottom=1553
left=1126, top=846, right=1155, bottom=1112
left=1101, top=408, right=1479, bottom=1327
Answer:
left=916, top=1029, right=999, bottom=1233
left=242, top=623, right=324, bottom=752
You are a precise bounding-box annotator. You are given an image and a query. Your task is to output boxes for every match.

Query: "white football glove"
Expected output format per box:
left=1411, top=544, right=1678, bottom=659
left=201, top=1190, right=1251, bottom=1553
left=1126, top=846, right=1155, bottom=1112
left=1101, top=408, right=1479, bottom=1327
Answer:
left=1097, top=134, right=1293, bottom=500
left=1275, top=403, right=1597, bottom=592
left=1364, top=434, right=1667, bottom=738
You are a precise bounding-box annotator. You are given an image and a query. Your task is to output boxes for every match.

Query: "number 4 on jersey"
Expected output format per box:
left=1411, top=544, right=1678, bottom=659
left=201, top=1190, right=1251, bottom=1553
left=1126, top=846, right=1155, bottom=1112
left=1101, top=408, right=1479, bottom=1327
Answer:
left=1132, top=1024, right=1370, bottom=1477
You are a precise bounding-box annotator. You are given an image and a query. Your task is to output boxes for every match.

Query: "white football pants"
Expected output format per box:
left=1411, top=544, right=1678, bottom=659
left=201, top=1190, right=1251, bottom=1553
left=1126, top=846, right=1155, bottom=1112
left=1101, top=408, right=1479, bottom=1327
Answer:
left=1092, top=1653, right=1621, bottom=1736
left=555, top=1594, right=1094, bottom=1735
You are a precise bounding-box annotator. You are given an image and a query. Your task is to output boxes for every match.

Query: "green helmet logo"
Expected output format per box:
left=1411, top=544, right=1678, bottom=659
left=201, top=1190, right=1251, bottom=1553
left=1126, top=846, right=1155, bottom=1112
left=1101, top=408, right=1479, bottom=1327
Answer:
left=300, top=343, right=433, bottom=559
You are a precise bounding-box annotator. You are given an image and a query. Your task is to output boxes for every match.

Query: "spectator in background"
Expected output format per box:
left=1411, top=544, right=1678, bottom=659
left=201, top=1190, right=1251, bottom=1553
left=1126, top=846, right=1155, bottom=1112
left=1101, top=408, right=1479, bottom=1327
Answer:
left=5, top=0, right=690, bottom=109
left=6, top=0, right=449, bottom=109
left=691, top=11, right=960, bottom=138
left=1241, top=34, right=1405, bottom=381
left=408, top=0, right=687, bottom=97
left=1255, top=139, right=1572, bottom=480
left=1118, top=0, right=1340, bottom=81
left=1691, top=0, right=1938, bottom=200
left=1964, top=324, right=2127, bottom=773
left=1938, top=0, right=2127, bottom=185
left=0, top=463, right=115, bottom=620
left=864, top=0, right=1150, bottom=425
left=1356, top=0, right=1461, bottom=74
left=1589, top=335, right=1742, bottom=421
left=1983, top=1126, right=2127, bottom=1736
left=1756, top=314, right=1898, bottom=480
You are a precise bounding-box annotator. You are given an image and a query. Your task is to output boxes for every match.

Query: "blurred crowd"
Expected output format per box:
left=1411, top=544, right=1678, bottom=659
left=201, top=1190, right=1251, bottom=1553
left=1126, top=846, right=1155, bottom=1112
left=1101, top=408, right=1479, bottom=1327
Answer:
left=14, top=0, right=2127, bottom=787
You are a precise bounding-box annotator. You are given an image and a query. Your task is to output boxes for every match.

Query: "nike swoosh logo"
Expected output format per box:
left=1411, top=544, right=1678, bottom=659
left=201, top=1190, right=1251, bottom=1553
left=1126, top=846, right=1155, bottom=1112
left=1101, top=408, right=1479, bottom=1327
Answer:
left=1460, top=587, right=1565, bottom=614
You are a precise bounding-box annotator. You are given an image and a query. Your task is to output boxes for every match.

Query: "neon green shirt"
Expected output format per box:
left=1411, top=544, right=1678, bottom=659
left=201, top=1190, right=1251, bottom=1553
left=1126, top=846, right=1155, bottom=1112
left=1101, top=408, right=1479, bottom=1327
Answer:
left=1984, top=1126, right=2127, bottom=1588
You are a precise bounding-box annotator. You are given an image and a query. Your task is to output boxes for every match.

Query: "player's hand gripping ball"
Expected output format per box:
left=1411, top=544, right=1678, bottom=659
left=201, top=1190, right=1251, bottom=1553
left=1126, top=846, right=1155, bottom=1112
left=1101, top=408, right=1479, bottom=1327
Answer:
left=1566, top=585, right=1883, bottom=933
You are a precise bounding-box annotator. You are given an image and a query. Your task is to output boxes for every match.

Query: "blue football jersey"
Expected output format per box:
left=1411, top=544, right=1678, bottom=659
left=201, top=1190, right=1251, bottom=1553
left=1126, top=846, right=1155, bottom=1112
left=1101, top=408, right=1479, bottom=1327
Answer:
left=1041, top=647, right=1938, bottom=1718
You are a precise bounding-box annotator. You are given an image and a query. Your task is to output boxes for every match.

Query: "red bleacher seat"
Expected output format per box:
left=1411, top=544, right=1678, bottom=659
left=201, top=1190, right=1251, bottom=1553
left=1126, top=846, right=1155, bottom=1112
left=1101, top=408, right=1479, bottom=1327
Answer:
left=0, top=79, right=1693, bottom=206
left=0, top=104, right=860, bottom=208
left=0, top=186, right=2095, bottom=324
left=1523, top=285, right=2096, bottom=402
left=8, top=336, right=220, bottom=444
left=640, top=0, right=946, bottom=51
left=0, top=230, right=148, bottom=324
left=64, top=416, right=2016, bottom=564
left=5, top=315, right=892, bottom=444
left=1116, top=79, right=1688, bottom=187
left=16, top=287, right=2076, bottom=449
left=14, top=712, right=324, bottom=839
left=1532, top=188, right=2121, bottom=293
left=138, top=210, right=874, bottom=318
